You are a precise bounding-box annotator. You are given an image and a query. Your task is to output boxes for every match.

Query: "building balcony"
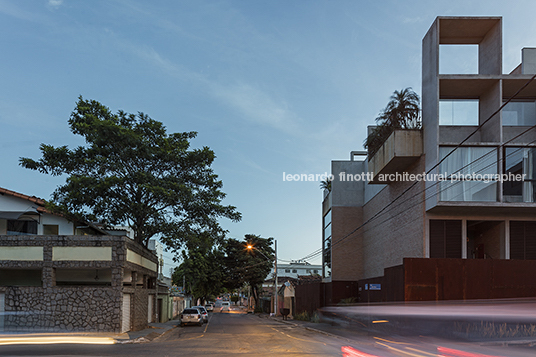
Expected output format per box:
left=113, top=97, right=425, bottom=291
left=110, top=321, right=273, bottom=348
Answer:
left=368, top=130, right=423, bottom=184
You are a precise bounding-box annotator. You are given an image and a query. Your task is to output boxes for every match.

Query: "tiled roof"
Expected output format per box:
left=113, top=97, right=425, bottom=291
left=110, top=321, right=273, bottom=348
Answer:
left=0, top=187, right=46, bottom=206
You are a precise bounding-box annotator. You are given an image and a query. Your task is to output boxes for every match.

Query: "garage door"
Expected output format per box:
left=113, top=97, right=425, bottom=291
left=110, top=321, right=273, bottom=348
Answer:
left=121, top=294, right=131, bottom=333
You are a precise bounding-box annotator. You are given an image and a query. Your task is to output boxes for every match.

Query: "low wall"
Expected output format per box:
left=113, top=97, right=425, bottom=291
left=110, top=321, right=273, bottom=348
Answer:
left=2, top=286, right=121, bottom=332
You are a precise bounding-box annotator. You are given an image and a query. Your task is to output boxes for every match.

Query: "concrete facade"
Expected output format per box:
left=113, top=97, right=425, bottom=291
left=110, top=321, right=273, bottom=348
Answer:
left=322, top=16, right=536, bottom=302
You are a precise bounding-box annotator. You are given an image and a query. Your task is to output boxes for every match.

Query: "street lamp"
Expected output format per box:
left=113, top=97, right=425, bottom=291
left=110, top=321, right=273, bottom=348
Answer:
left=246, top=239, right=277, bottom=316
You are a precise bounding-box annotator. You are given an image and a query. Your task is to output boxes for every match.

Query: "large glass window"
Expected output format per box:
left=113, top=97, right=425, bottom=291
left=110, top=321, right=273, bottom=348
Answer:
left=504, top=147, right=536, bottom=202
left=439, top=146, right=498, bottom=202
left=439, top=100, right=479, bottom=125
left=7, top=220, right=37, bottom=235
left=503, top=101, right=536, bottom=126
left=322, top=210, right=332, bottom=278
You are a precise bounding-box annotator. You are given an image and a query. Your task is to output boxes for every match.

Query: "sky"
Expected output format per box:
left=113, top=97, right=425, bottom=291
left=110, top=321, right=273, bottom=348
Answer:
left=2, top=0, right=536, bottom=275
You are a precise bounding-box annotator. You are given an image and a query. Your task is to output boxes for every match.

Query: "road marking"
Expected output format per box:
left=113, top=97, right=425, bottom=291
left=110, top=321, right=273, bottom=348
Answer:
left=405, top=347, right=437, bottom=356
left=375, top=342, right=429, bottom=357
left=373, top=336, right=412, bottom=345
left=269, top=326, right=334, bottom=345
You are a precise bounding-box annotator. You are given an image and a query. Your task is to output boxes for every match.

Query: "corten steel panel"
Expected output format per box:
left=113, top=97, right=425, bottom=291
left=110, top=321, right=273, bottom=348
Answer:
left=493, top=260, right=536, bottom=299
left=404, top=258, right=436, bottom=285
left=464, top=259, right=492, bottom=299
left=295, top=282, right=323, bottom=315
left=383, top=265, right=405, bottom=302
left=436, top=259, right=464, bottom=300
left=406, top=286, right=437, bottom=301
left=404, top=258, right=437, bottom=301
left=330, top=281, right=359, bottom=304
left=491, top=260, right=536, bottom=299
left=357, top=277, right=384, bottom=303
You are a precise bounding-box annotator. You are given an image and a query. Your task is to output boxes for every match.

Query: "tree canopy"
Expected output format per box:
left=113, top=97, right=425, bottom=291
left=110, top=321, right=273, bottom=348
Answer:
left=222, top=235, right=274, bottom=307
left=172, top=241, right=224, bottom=303
left=20, top=97, right=241, bottom=248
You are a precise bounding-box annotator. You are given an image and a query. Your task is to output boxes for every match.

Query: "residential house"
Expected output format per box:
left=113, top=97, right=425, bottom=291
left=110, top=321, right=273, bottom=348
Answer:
left=0, top=187, right=158, bottom=332
left=277, top=261, right=321, bottom=279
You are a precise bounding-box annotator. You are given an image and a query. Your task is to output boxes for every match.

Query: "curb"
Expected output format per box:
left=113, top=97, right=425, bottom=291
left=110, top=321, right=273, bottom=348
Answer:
left=115, top=324, right=178, bottom=344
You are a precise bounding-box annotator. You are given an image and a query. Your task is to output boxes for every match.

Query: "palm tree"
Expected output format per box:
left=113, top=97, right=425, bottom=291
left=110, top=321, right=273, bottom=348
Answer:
left=364, top=88, right=421, bottom=156
left=320, top=178, right=332, bottom=192
left=381, top=88, right=421, bottom=129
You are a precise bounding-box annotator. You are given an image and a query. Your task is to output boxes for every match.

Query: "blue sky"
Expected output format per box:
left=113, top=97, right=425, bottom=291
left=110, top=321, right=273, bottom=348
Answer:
left=2, top=0, right=536, bottom=273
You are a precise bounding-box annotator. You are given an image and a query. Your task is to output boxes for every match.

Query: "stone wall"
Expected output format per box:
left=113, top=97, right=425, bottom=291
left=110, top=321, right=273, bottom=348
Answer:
left=2, top=286, right=121, bottom=332
left=0, top=235, right=158, bottom=332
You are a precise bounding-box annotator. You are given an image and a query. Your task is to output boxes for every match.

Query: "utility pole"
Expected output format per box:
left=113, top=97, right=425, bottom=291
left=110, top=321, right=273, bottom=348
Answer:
left=274, top=239, right=277, bottom=316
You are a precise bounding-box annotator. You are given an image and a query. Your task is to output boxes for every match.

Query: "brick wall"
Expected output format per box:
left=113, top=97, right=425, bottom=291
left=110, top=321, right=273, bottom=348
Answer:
left=360, top=158, right=426, bottom=279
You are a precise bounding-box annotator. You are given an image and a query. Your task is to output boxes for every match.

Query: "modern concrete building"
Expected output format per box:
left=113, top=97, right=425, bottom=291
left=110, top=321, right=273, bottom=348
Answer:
left=321, top=16, right=536, bottom=303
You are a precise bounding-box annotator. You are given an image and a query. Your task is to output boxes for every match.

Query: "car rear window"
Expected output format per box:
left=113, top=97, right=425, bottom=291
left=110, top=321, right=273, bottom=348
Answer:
left=183, top=309, right=199, bottom=314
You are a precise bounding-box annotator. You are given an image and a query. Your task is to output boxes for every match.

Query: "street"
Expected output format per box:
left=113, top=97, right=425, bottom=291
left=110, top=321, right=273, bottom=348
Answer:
left=3, top=309, right=536, bottom=357
left=0, top=310, right=345, bottom=357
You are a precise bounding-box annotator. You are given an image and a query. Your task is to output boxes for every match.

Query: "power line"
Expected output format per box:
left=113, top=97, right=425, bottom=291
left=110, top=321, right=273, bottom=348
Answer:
left=300, top=73, right=536, bottom=263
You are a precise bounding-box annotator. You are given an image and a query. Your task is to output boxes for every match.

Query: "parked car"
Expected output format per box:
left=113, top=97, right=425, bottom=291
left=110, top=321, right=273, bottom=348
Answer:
left=192, top=306, right=209, bottom=323
left=179, top=308, right=203, bottom=327
left=205, top=303, right=214, bottom=312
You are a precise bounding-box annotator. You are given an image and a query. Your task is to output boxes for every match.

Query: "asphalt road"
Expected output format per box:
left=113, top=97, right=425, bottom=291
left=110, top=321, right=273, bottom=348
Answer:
left=3, top=309, right=536, bottom=357
left=0, top=310, right=347, bottom=357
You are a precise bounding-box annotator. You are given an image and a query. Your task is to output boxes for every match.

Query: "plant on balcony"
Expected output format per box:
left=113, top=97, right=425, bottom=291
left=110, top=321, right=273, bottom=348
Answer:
left=319, top=178, right=332, bottom=192
left=364, top=88, right=421, bottom=156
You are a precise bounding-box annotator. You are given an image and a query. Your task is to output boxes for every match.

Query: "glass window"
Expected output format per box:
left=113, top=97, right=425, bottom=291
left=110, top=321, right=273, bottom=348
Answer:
left=7, top=220, right=37, bottom=235
left=285, top=269, right=290, bottom=273
left=439, top=146, right=498, bottom=202
left=292, top=269, right=297, bottom=273
left=323, top=210, right=331, bottom=228
left=504, top=147, right=536, bottom=202
left=323, top=210, right=332, bottom=278
left=43, top=224, right=59, bottom=235
left=439, top=100, right=479, bottom=125
left=503, top=101, right=536, bottom=126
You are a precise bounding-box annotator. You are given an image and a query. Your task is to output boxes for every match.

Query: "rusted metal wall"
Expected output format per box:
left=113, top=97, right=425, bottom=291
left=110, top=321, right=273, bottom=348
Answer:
left=294, top=282, right=323, bottom=315
left=404, top=258, right=536, bottom=301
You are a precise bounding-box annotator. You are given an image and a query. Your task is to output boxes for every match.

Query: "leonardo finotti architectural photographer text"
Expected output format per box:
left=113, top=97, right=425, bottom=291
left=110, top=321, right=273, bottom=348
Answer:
left=282, top=172, right=527, bottom=183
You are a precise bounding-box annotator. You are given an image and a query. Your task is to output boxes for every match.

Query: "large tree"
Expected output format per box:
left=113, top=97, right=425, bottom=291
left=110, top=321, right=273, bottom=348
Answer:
left=223, top=235, right=274, bottom=309
left=172, top=242, right=224, bottom=304
left=20, top=97, right=241, bottom=248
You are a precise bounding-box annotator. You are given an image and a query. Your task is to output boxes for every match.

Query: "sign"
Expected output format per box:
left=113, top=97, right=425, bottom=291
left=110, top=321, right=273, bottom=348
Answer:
left=369, top=284, right=381, bottom=291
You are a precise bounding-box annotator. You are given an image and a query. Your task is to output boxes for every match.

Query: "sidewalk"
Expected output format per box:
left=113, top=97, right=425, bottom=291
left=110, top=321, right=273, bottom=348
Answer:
left=114, top=319, right=180, bottom=344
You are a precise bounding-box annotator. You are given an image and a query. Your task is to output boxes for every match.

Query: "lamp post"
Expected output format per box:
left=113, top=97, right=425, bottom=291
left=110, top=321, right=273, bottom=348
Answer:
left=246, top=238, right=277, bottom=316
